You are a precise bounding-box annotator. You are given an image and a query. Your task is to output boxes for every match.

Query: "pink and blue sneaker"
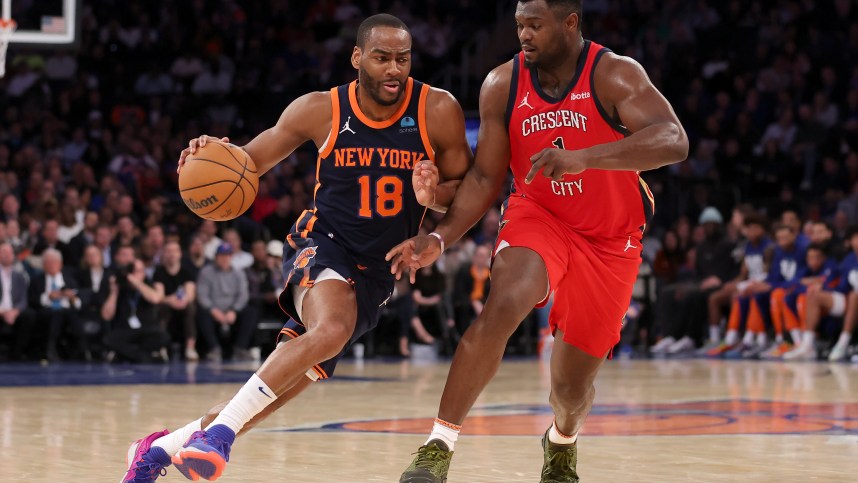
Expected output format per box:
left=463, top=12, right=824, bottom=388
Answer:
left=120, top=430, right=172, bottom=483
left=172, top=425, right=235, bottom=481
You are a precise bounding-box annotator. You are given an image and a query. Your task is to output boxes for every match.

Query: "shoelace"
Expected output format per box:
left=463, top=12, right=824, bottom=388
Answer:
left=412, top=444, right=449, bottom=470
left=129, top=457, right=168, bottom=482
left=191, top=431, right=233, bottom=462
left=542, top=447, right=577, bottom=481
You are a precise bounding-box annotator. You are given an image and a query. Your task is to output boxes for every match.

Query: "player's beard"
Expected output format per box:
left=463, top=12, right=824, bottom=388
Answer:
left=359, top=66, right=405, bottom=107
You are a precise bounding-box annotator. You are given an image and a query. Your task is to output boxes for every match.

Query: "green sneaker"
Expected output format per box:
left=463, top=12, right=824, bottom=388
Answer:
left=399, top=439, right=453, bottom=483
left=540, top=429, right=580, bottom=483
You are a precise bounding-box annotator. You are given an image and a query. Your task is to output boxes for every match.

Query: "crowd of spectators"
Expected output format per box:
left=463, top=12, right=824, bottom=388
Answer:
left=0, top=1, right=855, bottom=362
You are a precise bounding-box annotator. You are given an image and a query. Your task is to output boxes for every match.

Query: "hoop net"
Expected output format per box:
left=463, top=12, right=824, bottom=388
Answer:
left=0, top=19, right=16, bottom=78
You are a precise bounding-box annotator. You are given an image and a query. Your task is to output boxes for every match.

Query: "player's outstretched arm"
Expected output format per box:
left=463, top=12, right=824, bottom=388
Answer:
left=177, top=92, right=332, bottom=176
left=387, top=63, right=513, bottom=279
left=415, top=88, right=473, bottom=213
left=526, top=54, right=689, bottom=183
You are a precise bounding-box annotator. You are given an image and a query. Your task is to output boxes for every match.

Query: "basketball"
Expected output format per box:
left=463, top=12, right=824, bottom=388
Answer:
left=179, top=140, right=259, bottom=221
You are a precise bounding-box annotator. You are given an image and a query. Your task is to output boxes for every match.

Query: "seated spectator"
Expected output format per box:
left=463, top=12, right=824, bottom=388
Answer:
left=196, top=243, right=251, bottom=361
left=91, top=224, right=115, bottom=268
left=29, top=248, right=84, bottom=361
left=0, top=242, right=35, bottom=360
left=651, top=208, right=737, bottom=354
left=242, top=240, right=281, bottom=361
left=411, top=261, right=450, bottom=354
left=153, top=240, right=198, bottom=361
left=31, top=219, right=72, bottom=267
left=222, top=228, right=253, bottom=271
left=263, top=194, right=300, bottom=242
left=77, top=244, right=112, bottom=357
left=102, top=248, right=169, bottom=363
left=452, top=243, right=491, bottom=337
left=185, top=235, right=209, bottom=276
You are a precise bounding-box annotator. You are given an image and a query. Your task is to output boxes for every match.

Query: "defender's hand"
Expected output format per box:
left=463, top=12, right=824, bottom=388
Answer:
left=413, top=161, right=439, bottom=207
left=178, top=135, right=231, bottom=174
left=525, top=148, right=587, bottom=184
left=385, top=235, right=442, bottom=283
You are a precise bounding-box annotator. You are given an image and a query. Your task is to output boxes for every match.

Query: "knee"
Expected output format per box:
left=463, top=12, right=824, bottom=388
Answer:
left=469, top=296, right=528, bottom=339
left=307, top=321, right=353, bottom=359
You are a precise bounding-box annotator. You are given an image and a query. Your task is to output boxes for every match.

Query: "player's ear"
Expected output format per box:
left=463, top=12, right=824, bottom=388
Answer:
left=351, top=47, right=361, bottom=69
left=565, top=12, right=579, bottom=32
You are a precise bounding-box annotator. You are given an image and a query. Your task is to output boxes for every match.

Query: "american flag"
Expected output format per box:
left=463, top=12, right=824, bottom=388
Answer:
left=41, top=16, right=66, bottom=34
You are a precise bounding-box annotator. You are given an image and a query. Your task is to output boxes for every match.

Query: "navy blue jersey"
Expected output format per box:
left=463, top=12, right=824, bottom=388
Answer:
left=834, top=252, right=858, bottom=293
left=743, top=238, right=772, bottom=281
left=766, top=244, right=807, bottom=288
left=287, top=78, right=434, bottom=277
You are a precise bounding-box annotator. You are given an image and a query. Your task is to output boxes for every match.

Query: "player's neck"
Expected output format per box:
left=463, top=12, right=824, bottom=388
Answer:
left=534, top=36, right=585, bottom=97
left=355, top=86, right=403, bottom=122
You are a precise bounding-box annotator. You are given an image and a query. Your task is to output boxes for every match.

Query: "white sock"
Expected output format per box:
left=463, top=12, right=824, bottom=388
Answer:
left=548, top=420, right=578, bottom=445
left=835, top=332, right=851, bottom=348
left=725, top=329, right=738, bottom=346
left=207, top=373, right=276, bottom=435
left=742, top=330, right=755, bottom=346
left=774, top=334, right=784, bottom=344
left=709, top=326, right=720, bottom=344
left=152, top=418, right=203, bottom=455
left=789, top=329, right=802, bottom=345
left=755, top=332, right=768, bottom=347
left=802, top=331, right=816, bottom=348
left=426, top=418, right=460, bottom=451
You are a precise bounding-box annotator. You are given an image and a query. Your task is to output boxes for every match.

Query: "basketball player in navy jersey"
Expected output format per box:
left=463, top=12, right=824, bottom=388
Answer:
left=120, top=14, right=472, bottom=483
left=389, top=1, right=687, bottom=481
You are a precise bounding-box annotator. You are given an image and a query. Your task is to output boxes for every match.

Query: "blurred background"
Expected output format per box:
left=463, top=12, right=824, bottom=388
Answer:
left=0, top=0, right=856, bottom=365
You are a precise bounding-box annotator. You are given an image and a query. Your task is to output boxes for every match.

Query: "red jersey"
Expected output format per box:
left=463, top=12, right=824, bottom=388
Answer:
left=505, top=40, right=655, bottom=237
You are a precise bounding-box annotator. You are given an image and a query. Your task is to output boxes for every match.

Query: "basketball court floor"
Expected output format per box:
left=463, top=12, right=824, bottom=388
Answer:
left=0, top=357, right=856, bottom=482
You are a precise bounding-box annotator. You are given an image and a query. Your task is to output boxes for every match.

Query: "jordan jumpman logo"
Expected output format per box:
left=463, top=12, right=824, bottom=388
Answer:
left=624, top=236, right=639, bottom=252
left=339, top=116, right=356, bottom=134
left=518, top=92, right=533, bottom=109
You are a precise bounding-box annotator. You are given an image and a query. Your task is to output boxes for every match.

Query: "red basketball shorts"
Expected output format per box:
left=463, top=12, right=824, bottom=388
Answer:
left=494, top=197, right=642, bottom=358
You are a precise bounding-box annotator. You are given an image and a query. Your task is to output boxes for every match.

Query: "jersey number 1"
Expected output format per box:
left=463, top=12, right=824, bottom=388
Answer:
left=358, top=175, right=403, bottom=218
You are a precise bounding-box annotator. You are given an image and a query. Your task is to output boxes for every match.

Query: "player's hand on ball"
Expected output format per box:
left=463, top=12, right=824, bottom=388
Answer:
left=413, top=161, right=439, bottom=207
left=386, top=235, right=443, bottom=283
left=177, top=135, right=231, bottom=174
left=525, top=148, right=588, bottom=184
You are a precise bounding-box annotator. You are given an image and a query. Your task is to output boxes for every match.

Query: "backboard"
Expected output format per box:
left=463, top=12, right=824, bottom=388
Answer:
left=2, top=0, right=77, bottom=45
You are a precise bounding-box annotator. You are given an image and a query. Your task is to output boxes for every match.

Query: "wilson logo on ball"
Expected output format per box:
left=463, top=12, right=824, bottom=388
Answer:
left=184, top=194, right=220, bottom=209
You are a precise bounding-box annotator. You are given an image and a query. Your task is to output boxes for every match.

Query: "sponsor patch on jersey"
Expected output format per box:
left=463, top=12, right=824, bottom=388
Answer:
left=400, top=116, right=415, bottom=127
left=293, top=247, right=317, bottom=270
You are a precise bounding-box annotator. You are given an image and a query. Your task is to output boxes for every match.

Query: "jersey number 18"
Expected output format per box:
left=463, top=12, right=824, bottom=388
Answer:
left=358, top=175, right=403, bottom=218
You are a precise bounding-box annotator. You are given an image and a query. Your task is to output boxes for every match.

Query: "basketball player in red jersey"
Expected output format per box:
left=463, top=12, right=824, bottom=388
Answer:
left=120, top=14, right=472, bottom=483
left=389, top=1, right=688, bottom=481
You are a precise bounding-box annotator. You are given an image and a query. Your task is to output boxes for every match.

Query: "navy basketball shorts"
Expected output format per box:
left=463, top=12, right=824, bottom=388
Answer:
left=276, top=232, right=393, bottom=380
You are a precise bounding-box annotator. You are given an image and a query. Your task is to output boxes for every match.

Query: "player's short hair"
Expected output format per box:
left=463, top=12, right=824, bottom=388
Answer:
left=518, top=0, right=583, bottom=18
left=356, top=14, right=410, bottom=49
left=806, top=243, right=827, bottom=256
left=772, top=222, right=795, bottom=234
left=743, top=213, right=768, bottom=230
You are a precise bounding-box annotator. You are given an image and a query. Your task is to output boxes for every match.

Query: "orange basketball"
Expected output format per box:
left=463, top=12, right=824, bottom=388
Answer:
left=179, top=140, right=259, bottom=221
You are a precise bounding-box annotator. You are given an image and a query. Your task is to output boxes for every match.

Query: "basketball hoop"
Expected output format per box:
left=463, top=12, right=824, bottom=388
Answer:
left=0, top=18, right=16, bottom=78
